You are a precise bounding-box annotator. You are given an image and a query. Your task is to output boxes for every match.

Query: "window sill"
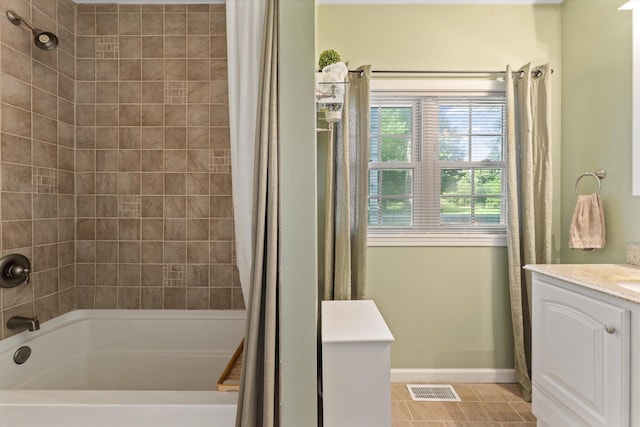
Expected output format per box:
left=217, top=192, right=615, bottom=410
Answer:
left=367, top=233, right=507, bottom=247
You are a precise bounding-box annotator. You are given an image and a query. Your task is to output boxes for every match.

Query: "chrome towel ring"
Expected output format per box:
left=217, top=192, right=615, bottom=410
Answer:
left=575, top=169, right=606, bottom=196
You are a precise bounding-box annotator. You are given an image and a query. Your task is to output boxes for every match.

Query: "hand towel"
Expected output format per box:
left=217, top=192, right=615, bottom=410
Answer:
left=569, top=194, right=606, bottom=250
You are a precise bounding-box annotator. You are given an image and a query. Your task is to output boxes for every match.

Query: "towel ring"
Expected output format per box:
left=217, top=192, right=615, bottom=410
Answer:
left=575, top=172, right=602, bottom=196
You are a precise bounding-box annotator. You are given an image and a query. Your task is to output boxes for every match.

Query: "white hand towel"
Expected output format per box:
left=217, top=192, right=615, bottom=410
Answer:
left=569, top=194, right=606, bottom=250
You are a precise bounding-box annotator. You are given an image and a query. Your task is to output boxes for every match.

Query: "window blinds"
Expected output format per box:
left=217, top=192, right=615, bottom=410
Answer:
left=368, top=94, right=507, bottom=235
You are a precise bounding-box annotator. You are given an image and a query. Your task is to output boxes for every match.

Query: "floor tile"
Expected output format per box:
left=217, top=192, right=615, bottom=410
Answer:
left=458, top=402, right=524, bottom=423
left=509, top=401, right=535, bottom=422
left=443, top=422, right=502, bottom=427
left=392, top=383, right=413, bottom=400
left=498, top=423, right=536, bottom=427
left=392, top=382, right=535, bottom=425
left=469, top=384, right=522, bottom=402
left=406, top=401, right=469, bottom=422
left=451, top=384, right=481, bottom=402
left=393, top=400, right=413, bottom=421
left=393, top=422, right=447, bottom=427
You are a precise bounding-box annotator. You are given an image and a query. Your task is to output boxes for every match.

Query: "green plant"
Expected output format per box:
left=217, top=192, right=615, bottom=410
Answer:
left=318, top=49, right=341, bottom=70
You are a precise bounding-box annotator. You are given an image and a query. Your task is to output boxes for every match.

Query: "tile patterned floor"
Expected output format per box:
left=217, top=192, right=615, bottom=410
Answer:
left=392, top=383, right=536, bottom=427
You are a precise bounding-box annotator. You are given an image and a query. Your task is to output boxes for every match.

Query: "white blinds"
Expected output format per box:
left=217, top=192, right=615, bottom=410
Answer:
left=368, top=94, right=507, bottom=235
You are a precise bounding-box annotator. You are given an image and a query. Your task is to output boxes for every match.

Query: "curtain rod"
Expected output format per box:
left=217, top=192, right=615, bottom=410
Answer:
left=348, top=69, right=554, bottom=77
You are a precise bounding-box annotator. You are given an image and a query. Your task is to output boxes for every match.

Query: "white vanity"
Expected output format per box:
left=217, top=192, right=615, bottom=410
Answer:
left=526, top=264, right=640, bottom=427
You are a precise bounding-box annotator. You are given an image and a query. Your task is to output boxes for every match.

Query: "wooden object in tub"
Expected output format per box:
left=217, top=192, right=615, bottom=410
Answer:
left=217, top=339, right=244, bottom=392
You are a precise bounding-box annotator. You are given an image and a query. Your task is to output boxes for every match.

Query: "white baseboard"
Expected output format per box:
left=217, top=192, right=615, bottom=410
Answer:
left=391, top=368, right=517, bottom=383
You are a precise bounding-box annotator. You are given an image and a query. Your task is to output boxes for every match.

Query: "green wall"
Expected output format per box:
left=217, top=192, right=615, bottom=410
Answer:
left=317, top=4, right=562, bottom=369
left=280, top=0, right=318, bottom=424
left=561, top=0, right=640, bottom=264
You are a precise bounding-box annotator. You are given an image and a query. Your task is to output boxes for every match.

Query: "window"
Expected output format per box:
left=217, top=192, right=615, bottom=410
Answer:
left=367, top=80, right=507, bottom=246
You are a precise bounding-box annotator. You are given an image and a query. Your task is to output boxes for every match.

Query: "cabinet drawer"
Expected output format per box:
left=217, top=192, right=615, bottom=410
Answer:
left=532, top=280, right=630, bottom=427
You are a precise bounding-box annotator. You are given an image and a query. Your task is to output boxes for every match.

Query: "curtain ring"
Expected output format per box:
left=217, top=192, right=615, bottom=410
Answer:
left=532, top=69, right=542, bottom=78
left=574, top=172, right=601, bottom=196
left=518, top=70, right=525, bottom=79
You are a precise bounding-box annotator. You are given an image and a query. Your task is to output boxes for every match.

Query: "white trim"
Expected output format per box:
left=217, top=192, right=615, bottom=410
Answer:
left=74, top=0, right=224, bottom=3
left=368, top=233, right=507, bottom=247
left=318, top=0, right=562, bottom=4
left=74, top=0, right=561, bottom=5
left=632, top=7, right=640, bottom=195
left=619, top=1, right=640, bottom=10
left=371, top=79, right=505, bottom=93
left=369, top=79, right=508, bottom=246
left=391, top=368, right=517, bottom=384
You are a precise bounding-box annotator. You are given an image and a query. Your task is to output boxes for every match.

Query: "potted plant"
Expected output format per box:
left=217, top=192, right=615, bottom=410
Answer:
left=318, top=49, right=341, bottom=71
left=316, top=50, right=347, bottom=123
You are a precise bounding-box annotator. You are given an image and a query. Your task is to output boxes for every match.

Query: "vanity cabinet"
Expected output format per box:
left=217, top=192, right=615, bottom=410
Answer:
left=532, top=274, right=631, bottom=427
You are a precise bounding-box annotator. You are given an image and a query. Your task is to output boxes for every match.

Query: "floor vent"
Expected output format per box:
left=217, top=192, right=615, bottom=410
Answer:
left=406, top=384, right=461, bottom=402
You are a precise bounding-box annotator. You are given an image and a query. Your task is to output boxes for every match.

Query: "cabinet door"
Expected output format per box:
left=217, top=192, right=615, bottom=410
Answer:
left=532, top=280, right=630, bottom=427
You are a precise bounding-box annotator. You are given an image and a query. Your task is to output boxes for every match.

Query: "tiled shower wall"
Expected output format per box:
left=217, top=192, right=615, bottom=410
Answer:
left=73, top=4, right=242, bottom=311
left=0, top=0, right=76, bottom=339
left=0, top=2, right=241, bottom=339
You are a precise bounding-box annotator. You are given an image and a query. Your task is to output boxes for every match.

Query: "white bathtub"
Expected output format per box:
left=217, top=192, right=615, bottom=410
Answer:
left=0, top=309, right=246, bottom=427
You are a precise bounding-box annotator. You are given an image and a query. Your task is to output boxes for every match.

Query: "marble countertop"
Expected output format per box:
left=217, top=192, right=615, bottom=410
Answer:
left=524, top=263, right=640, bottom=305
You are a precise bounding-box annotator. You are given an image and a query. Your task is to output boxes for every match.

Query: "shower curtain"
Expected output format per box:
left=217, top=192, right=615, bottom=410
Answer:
left=228, top=0, right=279, bottom=425
left=505, top=63, right=553, bottom=402
left=323, top=66, right=371, bottom=301
left=226, top=0, right=266, bottom=309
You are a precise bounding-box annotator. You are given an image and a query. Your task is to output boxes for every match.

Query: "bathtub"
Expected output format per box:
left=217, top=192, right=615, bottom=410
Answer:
left=0, top=309, right=246, bottom=427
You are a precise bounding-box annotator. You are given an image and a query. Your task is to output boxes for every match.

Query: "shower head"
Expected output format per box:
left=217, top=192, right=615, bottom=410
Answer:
left=33, top=31, right=58, bottom=50
left=6, top=10, right=58, bottom=51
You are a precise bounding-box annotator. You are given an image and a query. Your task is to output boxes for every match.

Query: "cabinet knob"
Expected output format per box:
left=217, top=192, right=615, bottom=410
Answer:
left=604, top=325, right=616, bottom=334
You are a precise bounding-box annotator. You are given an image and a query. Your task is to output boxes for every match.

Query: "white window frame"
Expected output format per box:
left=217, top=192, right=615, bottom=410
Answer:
left=367, top=79, right=508, bottom=247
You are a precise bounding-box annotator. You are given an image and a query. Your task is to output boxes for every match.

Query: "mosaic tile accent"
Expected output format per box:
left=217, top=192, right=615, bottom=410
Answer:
left=165, top=81, right=187, bottom=105
left=627, top=244, right=640, bottom=267
left=210, top=149, right=231, bottom=173
left=164, top=264, right=187, bottom=287
left=96, top=36, right=119, bottom=59
left=33, top=168, right=58, bottom=194
left=119, top=195, right=142, bottom=218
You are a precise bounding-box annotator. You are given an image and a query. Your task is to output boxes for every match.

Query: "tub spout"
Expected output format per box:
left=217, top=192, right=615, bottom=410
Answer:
left=7, top=315, right=40, bottom=331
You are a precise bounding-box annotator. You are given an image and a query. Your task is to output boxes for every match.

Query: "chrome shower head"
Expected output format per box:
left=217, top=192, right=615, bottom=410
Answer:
left=6, top=10, right=58, bottom=51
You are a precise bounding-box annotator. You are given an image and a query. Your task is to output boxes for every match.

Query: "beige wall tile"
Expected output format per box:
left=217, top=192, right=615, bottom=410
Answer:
left=2, top=46, right=31, bottom=82
left=97, top=59, right=118, bottom=80
left=141, top=287, right=163, bottom=308
left=2, top=193, right=32, bottom=220
left=165, top=14, right=187, bottom=36
left=142, top=14, right=164, bottom=35
left=163, top=241, right=186, bottom=263
left=2, top=220, right=32, bottom=249
left=118, top=287, right=140, bottom=309
left=2, top=75, right=31, bottom=110
left=188, top=219, right=209, bottom=241
left=209, top=287, right=231, bottom=309
left=33, top=116, right=58, bottom=145
left=95, top=287, right=117, bottom=308
left=96, top=14, right=118, bottom=35
left=164, top=287, right=186, bottom=309
left=119, top=13, right=141, bottom=36
left=1, top=3, right=239, bottom=320
left=142, top=58, right=164, bottom=81
left=164, top=127, right=186, bottom=149
left=2, top=105, right=32, bottom=138
left=187, top=287, right=209, bottom=309
left=139, top=170, right=162, bottom=194
left=142, top=82, right=164, bottom=103
left=1, top=134, right=32, bottom=165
